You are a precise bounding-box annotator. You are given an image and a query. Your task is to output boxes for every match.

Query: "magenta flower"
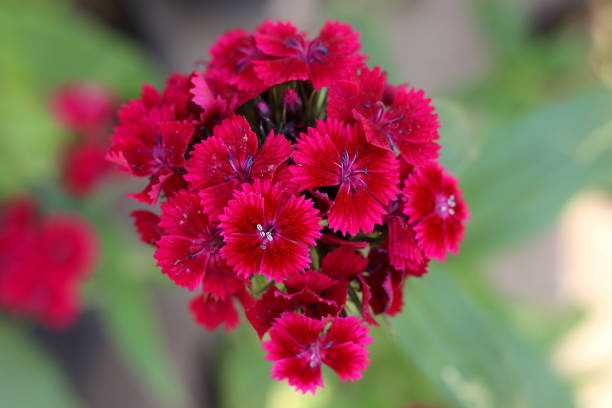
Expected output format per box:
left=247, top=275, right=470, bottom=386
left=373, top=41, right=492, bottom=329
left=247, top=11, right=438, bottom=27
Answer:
left=185, top=116, right=292, bottom=220
left=264, top=312, right=371, bottom=394
left=130, top=210, right=163, bottom=247
left=208, top=30, right=265, bottom=93
left=108, top=119, right=193, bottom=205
left=253, top=20, right=364, bottom=89
left=154, top=191, right=242, bottom=298
left=219, top=181, right=321, bottom=281
left=292, top=119, right=399, bottom=235
left=327, top=66, right=440, bottom=166
left=245, top=269, right=347, bottom=339
left=403, top=162, right=469, bottom=261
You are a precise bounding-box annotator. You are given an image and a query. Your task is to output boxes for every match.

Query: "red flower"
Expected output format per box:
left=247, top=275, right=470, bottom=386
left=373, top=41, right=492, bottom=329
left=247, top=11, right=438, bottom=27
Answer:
left=131, top=210, right=163, bottom=247
left=208, top=30, right=265, bottom=93
left=246, top=269, right=347, bottom=338
left=189, top=286, right=253, bottom=332
left=0, top=199, right=98, bottom=329
left=63, top=141, right=112, bottom=196
left=263, top=312, right=371, bottom=394
left=253, top=20, right=364, bottom=89
left=154, top=191, right=242, bottom=298
left=292, top=119, right=399, bottom=235
left=185, top=116, right=292, bottom=220
left=108, top=119, right=193, bottom=205
left=385, top=201, right=428, bottom=273
left=190, top=293, right=239, bottom=332
left=320, top=246, right=376, bottom=325
left=327, top=66, right=440, bottom=166
left=219, top=181, right=322, bottom=281
left=51, top=82, right=116, bottom=137
left=365, top=247, right=411, bottom=317
left=403, top=163, right=469, bottom=261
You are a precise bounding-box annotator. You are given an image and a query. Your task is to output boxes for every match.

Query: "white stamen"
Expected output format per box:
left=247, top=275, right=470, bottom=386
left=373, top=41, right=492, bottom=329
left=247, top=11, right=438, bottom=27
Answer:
left=449, top=208, right=455, bottom=215
left=266, top=232, right=273, bottom=242
left=256, top=224, right=263, bottom=231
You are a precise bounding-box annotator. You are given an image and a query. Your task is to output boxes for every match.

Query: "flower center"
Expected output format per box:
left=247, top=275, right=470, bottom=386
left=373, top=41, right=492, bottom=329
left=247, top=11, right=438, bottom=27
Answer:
left=286, top=38, right=329, bottom=64
left=256, top=223, right=275, bottom=250
left=435, top=194, right=456, bottom=218
left=228, top=153, right=254, bottom=182
left=335, top=150, right=368, bottom=194
left=234, top=42, right=261, bottom=72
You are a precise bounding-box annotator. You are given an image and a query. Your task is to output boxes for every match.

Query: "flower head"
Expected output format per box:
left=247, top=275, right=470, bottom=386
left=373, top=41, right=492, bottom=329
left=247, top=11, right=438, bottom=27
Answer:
left=327, top=66, right=440, bottom=166
left=185, top=116, right=292, bottom=220
left=292, top=119, right=399, bottom=235
left=403, top=162, right=469, bottom=261
left=253, top=20, right=364, bottom=89
left=219, top=181, right=322, bottom=281
left=155, top=191, right=242, bottom=297
left=264, top=312, right=371, bottom=394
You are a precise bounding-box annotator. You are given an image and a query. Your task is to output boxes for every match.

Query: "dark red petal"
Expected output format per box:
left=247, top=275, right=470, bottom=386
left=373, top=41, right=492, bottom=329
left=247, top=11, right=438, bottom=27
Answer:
left=253, top=57, right=309, bottom=87
left=254, top=20, right=305, bottom=58
left=251, top=130, right=292, bottom=180
left=245, top=285, right=293, bottom=339
left=269, top=356, right=323, bottom=395
left=189, top=293, right=239, bottom=332
left=131, top=210, right=163, bottom=247
left=321, top=246, right=368, bottom=282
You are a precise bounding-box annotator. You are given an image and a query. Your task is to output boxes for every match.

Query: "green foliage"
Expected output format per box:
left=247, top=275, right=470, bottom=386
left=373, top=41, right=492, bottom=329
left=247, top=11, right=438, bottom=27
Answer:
left=458, top=89, right=612, bottom=260
left=0, top=0, right=159, bottom=197
left=0, top=319, right=81, bottom=408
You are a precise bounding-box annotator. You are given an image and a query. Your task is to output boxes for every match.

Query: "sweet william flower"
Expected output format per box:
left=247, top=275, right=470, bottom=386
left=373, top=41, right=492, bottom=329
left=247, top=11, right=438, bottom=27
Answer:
left=327, top=66, right=440, bottom=166
left=108, top=119, right=193, bottom=205
left=185, top=115, right=292, bottom=220
left=131, top=210, right=163, bottom=247
left=292, top=119, right=400, bottom=235
left=154, top=191, right=242, bottom=298
left=0, top=198, right=98, bottom=328
left=190, top=286, right=253, bottom=331
left=219, top=180, right=322, bottom=281
left=403, top=162, right=469, bottom=261
left=253, top=20, right=364, bottom=89
left=264, top=312, right=371, bottom=394
left=246, top=269, right=348, bottom=339
left=207, top=30, right=265, bottom=93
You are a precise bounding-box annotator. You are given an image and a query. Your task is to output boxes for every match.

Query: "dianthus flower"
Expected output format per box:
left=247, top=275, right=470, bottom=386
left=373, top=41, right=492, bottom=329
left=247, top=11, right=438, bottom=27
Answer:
left=253, top=20, right=364, bottom=89
left=219, top=181, right=321, bottom=281
left=264, top=312, right=371, bottom=394
left=327, top=66, right=440, bottom=165
left=0, top=197, right=97, bottom=328
left=403, top=162, right=469, bottom=261
left=185, top=116, right=291, bottom=220
left=154, top=191, right=242, bottom=297
left=292, top=119, right=399, bottom=235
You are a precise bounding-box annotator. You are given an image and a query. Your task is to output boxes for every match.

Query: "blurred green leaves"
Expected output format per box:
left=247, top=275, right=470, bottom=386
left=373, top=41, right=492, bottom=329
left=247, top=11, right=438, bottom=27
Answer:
left=0, top=1, right=186, bottom=407
left=458, top=88, right=612, bottom=260
left=0, top=0, right=158, bottom=197
left=0, top=319, right=81, bottom=408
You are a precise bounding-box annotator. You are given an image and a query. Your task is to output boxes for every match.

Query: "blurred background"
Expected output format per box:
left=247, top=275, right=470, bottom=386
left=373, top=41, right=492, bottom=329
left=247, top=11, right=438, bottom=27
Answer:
left=1, top=0, right=611, bottom=407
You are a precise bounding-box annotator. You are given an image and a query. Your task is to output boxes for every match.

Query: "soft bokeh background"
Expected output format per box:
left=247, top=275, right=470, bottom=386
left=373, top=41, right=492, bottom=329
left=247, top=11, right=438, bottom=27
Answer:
left=1, top=0, right=611, bottom=407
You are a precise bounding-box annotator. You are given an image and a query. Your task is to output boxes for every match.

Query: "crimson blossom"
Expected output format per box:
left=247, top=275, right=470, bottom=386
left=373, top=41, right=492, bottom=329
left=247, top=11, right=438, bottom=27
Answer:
left=0, top=197, right=98, bottom=328
left=106, top=19, right=469, bottom=394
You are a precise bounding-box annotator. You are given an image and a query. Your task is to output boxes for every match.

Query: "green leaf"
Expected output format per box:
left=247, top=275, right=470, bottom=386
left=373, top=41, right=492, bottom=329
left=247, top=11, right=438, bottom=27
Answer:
left=458, top=88, right=612, bottom=260
left=0, top=320, right=81, bottom=408
left=393, top=268, right=574, bottom=408
left=89, top=220, right=187, bottom=408
left=0, top=0, right=160, bottom=196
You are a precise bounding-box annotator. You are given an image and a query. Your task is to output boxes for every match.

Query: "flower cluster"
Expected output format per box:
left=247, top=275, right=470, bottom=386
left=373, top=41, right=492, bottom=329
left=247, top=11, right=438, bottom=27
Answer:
left=0, top=196, right=98, bottom=328
left=51, top=82, right=117, bottom=196
left=107, top=20, right=468, bottom=394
